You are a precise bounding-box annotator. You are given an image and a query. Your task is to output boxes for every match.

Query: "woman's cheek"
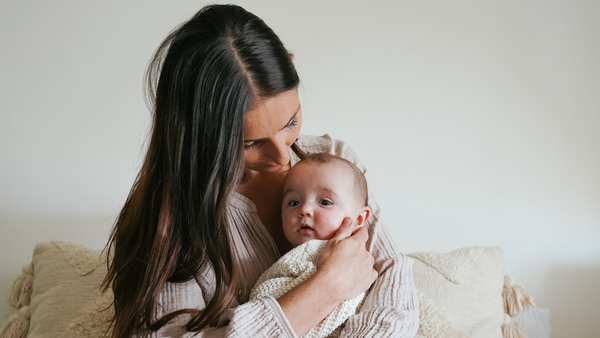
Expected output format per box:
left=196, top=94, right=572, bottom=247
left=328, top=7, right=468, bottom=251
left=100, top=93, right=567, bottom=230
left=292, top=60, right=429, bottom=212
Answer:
left=243, top=150, right=259, bottom=168
left=289, top=129, right=300, bottom=146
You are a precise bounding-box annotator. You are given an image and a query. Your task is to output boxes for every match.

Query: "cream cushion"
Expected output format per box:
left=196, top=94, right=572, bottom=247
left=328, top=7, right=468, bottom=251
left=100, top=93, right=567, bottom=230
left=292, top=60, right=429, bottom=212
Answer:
left=408, top=246, right=505, bottom=338
left=27, top=241, right=109, bottom=338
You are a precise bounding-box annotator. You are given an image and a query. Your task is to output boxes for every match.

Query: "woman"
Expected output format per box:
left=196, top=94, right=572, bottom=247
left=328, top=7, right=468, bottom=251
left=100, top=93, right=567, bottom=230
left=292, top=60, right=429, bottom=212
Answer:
left=103, top=4, right=418, bottom=338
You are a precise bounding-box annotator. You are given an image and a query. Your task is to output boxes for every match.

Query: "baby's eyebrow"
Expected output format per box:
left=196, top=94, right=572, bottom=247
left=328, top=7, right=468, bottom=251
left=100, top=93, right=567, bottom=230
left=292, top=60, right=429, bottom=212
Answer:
left=282, top=188, right=295, bottom=199
left=318, top=187, right=338, bottom=197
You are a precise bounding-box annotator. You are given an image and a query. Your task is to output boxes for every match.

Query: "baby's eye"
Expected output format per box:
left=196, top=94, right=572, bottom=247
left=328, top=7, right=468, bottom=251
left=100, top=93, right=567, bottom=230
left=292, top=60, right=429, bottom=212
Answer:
left=288, top=200, right=300, bottom=207
left=319, top=199, right=332, bottom=206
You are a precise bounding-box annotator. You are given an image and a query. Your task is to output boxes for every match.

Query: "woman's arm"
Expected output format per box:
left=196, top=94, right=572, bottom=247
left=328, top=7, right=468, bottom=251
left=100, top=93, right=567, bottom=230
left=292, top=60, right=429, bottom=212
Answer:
left=146, top=300, right=294, bottom=338
left=339, top=212, right=420, bottom=337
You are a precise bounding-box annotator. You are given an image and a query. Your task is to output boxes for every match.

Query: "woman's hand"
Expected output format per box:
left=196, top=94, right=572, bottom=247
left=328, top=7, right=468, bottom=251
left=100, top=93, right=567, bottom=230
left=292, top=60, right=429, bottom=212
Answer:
left=315, top=217, right=378, bottom=303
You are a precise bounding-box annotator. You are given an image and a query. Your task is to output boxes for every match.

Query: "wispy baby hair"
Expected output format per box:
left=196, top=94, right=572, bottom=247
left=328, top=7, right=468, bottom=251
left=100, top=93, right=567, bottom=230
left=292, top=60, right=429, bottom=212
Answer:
left=300, top=153, right=368, bottom=207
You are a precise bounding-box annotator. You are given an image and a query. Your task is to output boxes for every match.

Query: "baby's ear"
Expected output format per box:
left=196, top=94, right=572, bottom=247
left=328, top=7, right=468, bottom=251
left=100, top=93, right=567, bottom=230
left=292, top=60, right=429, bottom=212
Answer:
left=355, top=206, right=371, bottom=228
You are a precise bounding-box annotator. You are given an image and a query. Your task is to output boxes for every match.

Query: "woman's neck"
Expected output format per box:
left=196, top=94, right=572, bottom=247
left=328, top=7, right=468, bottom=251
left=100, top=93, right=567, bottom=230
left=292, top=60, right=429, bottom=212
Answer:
left=237, top=168, right=294, bottom=254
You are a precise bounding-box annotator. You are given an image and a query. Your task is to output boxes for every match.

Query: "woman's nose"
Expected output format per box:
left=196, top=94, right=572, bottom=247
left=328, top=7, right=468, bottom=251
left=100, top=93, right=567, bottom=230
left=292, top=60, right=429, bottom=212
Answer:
left=267, top=137, right=290, bottom=166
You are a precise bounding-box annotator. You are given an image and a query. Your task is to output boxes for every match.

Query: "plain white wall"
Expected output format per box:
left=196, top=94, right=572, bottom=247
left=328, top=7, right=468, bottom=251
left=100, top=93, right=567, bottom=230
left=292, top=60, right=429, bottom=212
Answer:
left=1, top=1, right=599, bottom=337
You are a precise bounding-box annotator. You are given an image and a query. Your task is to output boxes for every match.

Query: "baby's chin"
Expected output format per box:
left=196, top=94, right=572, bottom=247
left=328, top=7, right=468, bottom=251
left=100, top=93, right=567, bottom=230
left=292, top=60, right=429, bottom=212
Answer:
left=293, top=235, right=335, bottom=247
left=293, top=237, right=310, bottom=247
left=289, top=235, right=315, bottom=247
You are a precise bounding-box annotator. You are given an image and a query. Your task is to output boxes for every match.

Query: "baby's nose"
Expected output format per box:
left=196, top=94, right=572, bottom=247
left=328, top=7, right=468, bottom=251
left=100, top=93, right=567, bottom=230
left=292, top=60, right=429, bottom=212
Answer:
left=299, top=203, right=313, bottom=217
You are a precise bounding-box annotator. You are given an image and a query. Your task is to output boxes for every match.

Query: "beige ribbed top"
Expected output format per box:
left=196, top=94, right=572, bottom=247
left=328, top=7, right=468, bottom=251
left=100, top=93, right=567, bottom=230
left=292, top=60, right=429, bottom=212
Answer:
left=143, top=134, right=419, bottom=338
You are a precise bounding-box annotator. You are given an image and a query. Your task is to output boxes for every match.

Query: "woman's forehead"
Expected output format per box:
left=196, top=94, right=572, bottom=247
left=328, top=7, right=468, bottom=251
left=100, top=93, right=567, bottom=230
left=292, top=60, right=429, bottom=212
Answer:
left=243, top=89, right=300, bottom=140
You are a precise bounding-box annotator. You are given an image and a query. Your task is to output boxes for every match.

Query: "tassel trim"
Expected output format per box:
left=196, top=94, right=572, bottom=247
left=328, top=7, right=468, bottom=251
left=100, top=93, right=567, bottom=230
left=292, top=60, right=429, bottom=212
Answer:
left=503, top=275, right=535, bottom=316
left=502, top=314, right=528, bottom=338
left=8, top=263, right=33, bottom=308
left=0, top=306, right=30, bottom=338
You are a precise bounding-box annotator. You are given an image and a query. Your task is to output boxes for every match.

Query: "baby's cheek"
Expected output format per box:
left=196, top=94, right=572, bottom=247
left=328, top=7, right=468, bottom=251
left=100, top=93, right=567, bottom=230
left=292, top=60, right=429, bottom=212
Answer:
left=323, top=231, right=338, bottom=241
left=320, top=216, right=343, bottom=239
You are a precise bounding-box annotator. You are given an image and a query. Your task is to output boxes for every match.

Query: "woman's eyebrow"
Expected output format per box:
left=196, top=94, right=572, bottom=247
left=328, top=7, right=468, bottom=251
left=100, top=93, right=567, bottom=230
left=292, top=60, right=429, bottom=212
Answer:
left=244, top=104, right=301, bottom=143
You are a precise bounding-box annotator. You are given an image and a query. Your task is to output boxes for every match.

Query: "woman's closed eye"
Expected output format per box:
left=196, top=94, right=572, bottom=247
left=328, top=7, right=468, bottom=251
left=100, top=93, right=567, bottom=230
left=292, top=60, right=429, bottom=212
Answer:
left=244, top=139, right=260, bottom=150
left=284, top=117, right=298, bottom=130
left=244, top=112, right=298, bottom=151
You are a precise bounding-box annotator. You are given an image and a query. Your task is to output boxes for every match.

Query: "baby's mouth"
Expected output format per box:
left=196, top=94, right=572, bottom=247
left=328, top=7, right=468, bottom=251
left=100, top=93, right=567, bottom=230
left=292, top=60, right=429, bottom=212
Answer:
left=299, top=223, right=313, bottom=233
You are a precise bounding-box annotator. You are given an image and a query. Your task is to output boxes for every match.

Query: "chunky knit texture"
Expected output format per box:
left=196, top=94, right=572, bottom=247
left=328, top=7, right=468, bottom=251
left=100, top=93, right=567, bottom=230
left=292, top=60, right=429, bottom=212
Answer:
left=250, top=240, right=367, bottom=338
left=408, top=246, right=505, bottom=338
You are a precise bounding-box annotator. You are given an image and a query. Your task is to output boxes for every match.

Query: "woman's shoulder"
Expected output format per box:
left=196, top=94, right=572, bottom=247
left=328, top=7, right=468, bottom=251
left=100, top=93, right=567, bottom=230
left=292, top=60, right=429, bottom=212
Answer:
left=297, top=134, right=365, bottom=171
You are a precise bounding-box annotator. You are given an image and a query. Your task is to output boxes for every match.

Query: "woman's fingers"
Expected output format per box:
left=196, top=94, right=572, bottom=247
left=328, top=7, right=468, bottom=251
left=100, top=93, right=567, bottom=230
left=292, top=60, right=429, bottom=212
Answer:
left=332, top=217, right=353, bottom=240
left=332, top=218, right=368, bottom=245
left=314, top=219, right=377, bottom=303
left=352, top=225, right=369, bottom=245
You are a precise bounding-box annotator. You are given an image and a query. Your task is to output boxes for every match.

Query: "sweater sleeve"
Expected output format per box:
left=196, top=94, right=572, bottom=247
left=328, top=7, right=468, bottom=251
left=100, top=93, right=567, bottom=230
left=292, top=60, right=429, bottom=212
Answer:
left=142, top=295, right=297, bottom=338
left=135, top=263, right=297, bottom=338
left=338, top=215, right=420, bottom=337
left=296, top=134, right=420, bottom=338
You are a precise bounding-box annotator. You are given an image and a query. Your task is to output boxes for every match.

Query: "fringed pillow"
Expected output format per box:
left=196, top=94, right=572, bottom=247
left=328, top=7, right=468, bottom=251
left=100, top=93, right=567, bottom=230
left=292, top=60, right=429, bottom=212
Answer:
left=409, top=246, right=505, bottom=338
left=0, top=241, right=112, bottom=338
left=408, top=246, right=537, bottom=338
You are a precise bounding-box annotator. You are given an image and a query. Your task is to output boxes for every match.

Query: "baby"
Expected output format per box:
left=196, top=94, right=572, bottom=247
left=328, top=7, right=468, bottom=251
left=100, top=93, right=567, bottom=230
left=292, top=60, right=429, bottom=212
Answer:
left=250, top=153, right=371, bottom=338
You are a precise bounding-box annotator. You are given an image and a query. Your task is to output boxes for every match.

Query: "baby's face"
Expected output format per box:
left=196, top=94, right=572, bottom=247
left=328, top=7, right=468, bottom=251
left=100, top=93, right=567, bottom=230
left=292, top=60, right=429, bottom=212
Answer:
left=282, top=160, right=360, bottom=247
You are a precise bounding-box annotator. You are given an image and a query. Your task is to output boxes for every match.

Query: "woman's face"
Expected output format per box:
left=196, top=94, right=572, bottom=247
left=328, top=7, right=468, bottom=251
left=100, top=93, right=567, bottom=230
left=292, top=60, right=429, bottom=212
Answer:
left=243, top=89, right=302, bottom=174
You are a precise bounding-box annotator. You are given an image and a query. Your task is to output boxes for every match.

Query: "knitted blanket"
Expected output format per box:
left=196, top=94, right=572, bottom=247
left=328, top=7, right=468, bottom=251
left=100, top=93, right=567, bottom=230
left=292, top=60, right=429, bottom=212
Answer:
left=249, top=240, right=366, bottom=338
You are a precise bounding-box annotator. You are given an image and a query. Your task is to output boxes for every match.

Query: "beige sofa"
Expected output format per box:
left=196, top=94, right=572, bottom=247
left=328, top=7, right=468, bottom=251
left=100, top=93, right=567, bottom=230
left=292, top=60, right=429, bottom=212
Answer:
left=1, top=241, right=547, bottom=338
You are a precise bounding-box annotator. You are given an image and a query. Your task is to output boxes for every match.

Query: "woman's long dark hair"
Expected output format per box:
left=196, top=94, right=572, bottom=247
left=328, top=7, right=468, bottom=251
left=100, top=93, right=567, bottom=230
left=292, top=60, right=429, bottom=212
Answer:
left=102, top=5, right=299, bottom=337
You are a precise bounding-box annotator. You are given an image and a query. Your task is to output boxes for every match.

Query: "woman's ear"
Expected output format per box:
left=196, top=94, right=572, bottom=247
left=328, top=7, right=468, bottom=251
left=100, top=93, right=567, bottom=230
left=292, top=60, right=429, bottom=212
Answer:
left=355, top=207, right=371, bottom=228
left=289, top=54, right=295, bottom=61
